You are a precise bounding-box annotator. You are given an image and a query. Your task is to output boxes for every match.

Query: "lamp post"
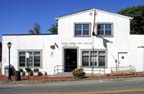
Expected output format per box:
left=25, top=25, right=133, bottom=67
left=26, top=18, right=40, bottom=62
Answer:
left=7, top=42, right=12, bottom=80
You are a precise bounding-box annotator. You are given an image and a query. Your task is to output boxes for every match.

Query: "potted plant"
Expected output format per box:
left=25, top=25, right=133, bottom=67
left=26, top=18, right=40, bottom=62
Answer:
left=19, top=68, right=25, bottom=76
left=38, top=71, right=43, bottom=76
left=33, top=69, right=39, bottom=76
left=25, top=67, right=32, bottom=79
left=44, top=72, right=47, bottom=76
left=25, top=67, right=31, bottom=73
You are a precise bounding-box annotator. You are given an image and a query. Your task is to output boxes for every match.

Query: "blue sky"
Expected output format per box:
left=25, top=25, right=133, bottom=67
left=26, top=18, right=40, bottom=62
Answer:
left=0, top=0, right=144, bottom=41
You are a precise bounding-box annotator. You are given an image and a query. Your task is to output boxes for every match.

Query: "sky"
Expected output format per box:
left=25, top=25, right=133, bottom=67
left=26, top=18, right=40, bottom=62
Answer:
left=0, top=0, right=144, bottom=41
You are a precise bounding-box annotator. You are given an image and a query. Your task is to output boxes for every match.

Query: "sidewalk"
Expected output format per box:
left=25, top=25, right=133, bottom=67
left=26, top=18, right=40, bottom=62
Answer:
left=0, top=72, right=144, bottom=84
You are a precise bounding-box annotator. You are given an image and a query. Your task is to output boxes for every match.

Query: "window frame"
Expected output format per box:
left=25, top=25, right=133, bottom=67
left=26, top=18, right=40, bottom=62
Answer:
left=81, top=49, right=107, bottom=68
left=18, top=50, right=42, bottom=68
left=74, top=23, right=91, bottom=37
left=97, top=23, right=113, bottom=37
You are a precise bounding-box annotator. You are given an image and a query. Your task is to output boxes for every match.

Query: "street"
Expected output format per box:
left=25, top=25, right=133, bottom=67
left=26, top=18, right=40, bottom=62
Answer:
left=1, top=77, right=144, bottom=94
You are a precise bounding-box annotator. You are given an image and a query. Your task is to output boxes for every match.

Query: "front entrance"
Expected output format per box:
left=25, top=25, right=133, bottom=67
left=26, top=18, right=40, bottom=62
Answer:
left=118, top=52, right=128, bottom=67
left=64, top=48, right=77, bottom=72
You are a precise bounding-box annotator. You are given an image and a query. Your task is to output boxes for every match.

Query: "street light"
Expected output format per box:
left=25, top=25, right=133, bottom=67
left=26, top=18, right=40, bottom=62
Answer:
left=7, top=42, right=12, bottom=80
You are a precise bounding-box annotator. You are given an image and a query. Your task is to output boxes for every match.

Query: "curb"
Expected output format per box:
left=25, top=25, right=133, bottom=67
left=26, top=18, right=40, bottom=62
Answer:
left=0, top=76, right=144, bottom=85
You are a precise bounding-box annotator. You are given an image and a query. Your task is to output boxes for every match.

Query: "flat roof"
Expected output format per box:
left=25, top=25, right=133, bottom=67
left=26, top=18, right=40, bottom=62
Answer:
left=2, top=33, right=57, bottom=36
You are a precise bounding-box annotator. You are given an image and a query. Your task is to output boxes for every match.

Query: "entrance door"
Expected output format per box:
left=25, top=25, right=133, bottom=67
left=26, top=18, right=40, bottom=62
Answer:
left=64, top=48, right=77, bottom=72
left=118, top=52, right=128, bottom=67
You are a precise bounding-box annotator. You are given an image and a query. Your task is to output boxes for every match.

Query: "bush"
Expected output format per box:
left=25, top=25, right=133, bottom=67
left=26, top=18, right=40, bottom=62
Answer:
left=34, top=69, right=39, bottom=72
left=25, top=68, right=31, bottom=73
left=19, top=68, right=23, bottom=73
left=44, top=72, right=47, bottom=76
left=25, top=68, right=32, bottom=79
left=30, top=71, right=33, bottom=76
left=72, top=68, right=85, bottom=80
left=38, top=72, right=43, bottom=76
left=19, top=68, right=25, bottom=76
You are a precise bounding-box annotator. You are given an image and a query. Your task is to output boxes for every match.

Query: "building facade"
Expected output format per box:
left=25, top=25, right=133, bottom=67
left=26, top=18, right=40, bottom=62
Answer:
left=2, top=9, right=144, bottom=75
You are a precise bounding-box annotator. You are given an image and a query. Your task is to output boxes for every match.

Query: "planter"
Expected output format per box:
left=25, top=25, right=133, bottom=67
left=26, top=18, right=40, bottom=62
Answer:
left=20, top=72, right=25, bottom=76
left=33, top=72, right=38, bottom=76
left=25, top=72, right=29, bottom=76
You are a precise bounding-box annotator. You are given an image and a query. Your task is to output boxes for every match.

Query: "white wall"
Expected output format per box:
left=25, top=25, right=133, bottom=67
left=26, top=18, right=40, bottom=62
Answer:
left=58, top=9, right=131, bottom=73
left=129, top=35, right=144, bottom=72
left=2, top=9, right=134, bottom=75
left=2, top=35, right=61, bottom=75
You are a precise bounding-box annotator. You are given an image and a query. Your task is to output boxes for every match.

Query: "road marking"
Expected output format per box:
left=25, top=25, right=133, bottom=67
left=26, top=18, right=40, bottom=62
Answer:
left=85, top=88, right=144, bottom=94
left=29, top=88, right=144, bottom=94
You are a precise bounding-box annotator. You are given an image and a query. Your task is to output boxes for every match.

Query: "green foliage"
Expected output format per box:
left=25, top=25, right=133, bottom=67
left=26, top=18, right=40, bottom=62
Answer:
left=72, top=68, right=85, bottom=80
left=25, top=67, right=32, bottom=73
left=29, top=23, right=41, bottom=35
left=118, top=6, right=144, bottom=17
left=49, top=24, right=58, bottom=34
left=118, top=5, right=144, bottom=34
left=18, top=68, right=23, bottom=72
left=34, top=68, right=39, bottom=72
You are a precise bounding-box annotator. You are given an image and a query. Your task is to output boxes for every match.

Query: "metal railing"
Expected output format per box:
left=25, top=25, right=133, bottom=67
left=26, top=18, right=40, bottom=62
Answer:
left=54, top=65, right=64, bottom=75
left=54, top=65, right=106, bottom=75
left=111, top=65, right=136, bottom=74
left=84, top=67, right=105, bottom=76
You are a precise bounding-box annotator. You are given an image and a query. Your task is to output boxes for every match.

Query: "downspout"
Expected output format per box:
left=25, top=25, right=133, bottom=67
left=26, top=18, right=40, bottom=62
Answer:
left=91, top=9, right=97, bottom=76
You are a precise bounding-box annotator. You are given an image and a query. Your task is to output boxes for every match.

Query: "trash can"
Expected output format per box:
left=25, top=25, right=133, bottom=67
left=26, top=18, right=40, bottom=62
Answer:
left=15, top=71, right=21, bottom=81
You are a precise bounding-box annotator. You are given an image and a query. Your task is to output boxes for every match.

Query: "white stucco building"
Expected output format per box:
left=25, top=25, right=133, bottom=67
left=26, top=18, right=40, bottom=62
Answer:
left=2, top=8, right=144, bottom=75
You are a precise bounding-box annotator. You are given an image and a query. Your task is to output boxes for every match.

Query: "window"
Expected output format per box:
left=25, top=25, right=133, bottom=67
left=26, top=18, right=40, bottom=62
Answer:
left=19, top=52, right=26, bottom=67
left=18, top=51, right=41, bottom=67
left=34, top=52, right=41, bottom=67
left=97, top=24, right=112, bottom=36
left=82, top=50, right=106, bottom=67
left=82, top=51, right=89, bottom=66
left=75, top=23, right=90, bottom=37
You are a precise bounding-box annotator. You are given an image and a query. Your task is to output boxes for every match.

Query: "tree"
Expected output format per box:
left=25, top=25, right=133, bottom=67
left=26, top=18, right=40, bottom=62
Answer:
left=118, top=6, right=144, bottom=34
left=49, top=24, right=58, bottom=34
left=29, top=23, right=41, bottom=35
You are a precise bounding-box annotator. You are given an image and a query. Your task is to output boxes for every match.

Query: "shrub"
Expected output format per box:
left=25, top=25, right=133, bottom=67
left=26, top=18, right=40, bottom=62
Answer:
left=44, top=72, right=47, bottom=76
left=72, top=68, right=85, bottom=80
left=38, top=72, right=43, bottom=76
left=25, top=68, right=32, bottom=79
left=34, top=69, right=39, bottom=72
left=30, top=71, right=33, bottom=76
left=18, top=68, right=25, bottom=76
left=19, top=68, right=23, bottom=73
left=25, top=68, right=31, bottom=73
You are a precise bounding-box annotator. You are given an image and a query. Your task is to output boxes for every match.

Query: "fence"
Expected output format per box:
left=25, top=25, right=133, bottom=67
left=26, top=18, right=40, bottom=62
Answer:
left=111, top=66, right=136, bottom=75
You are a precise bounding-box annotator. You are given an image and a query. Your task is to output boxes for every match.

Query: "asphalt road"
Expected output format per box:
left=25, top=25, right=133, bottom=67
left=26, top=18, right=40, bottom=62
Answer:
left=1, top=77, right=144, bottom=94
